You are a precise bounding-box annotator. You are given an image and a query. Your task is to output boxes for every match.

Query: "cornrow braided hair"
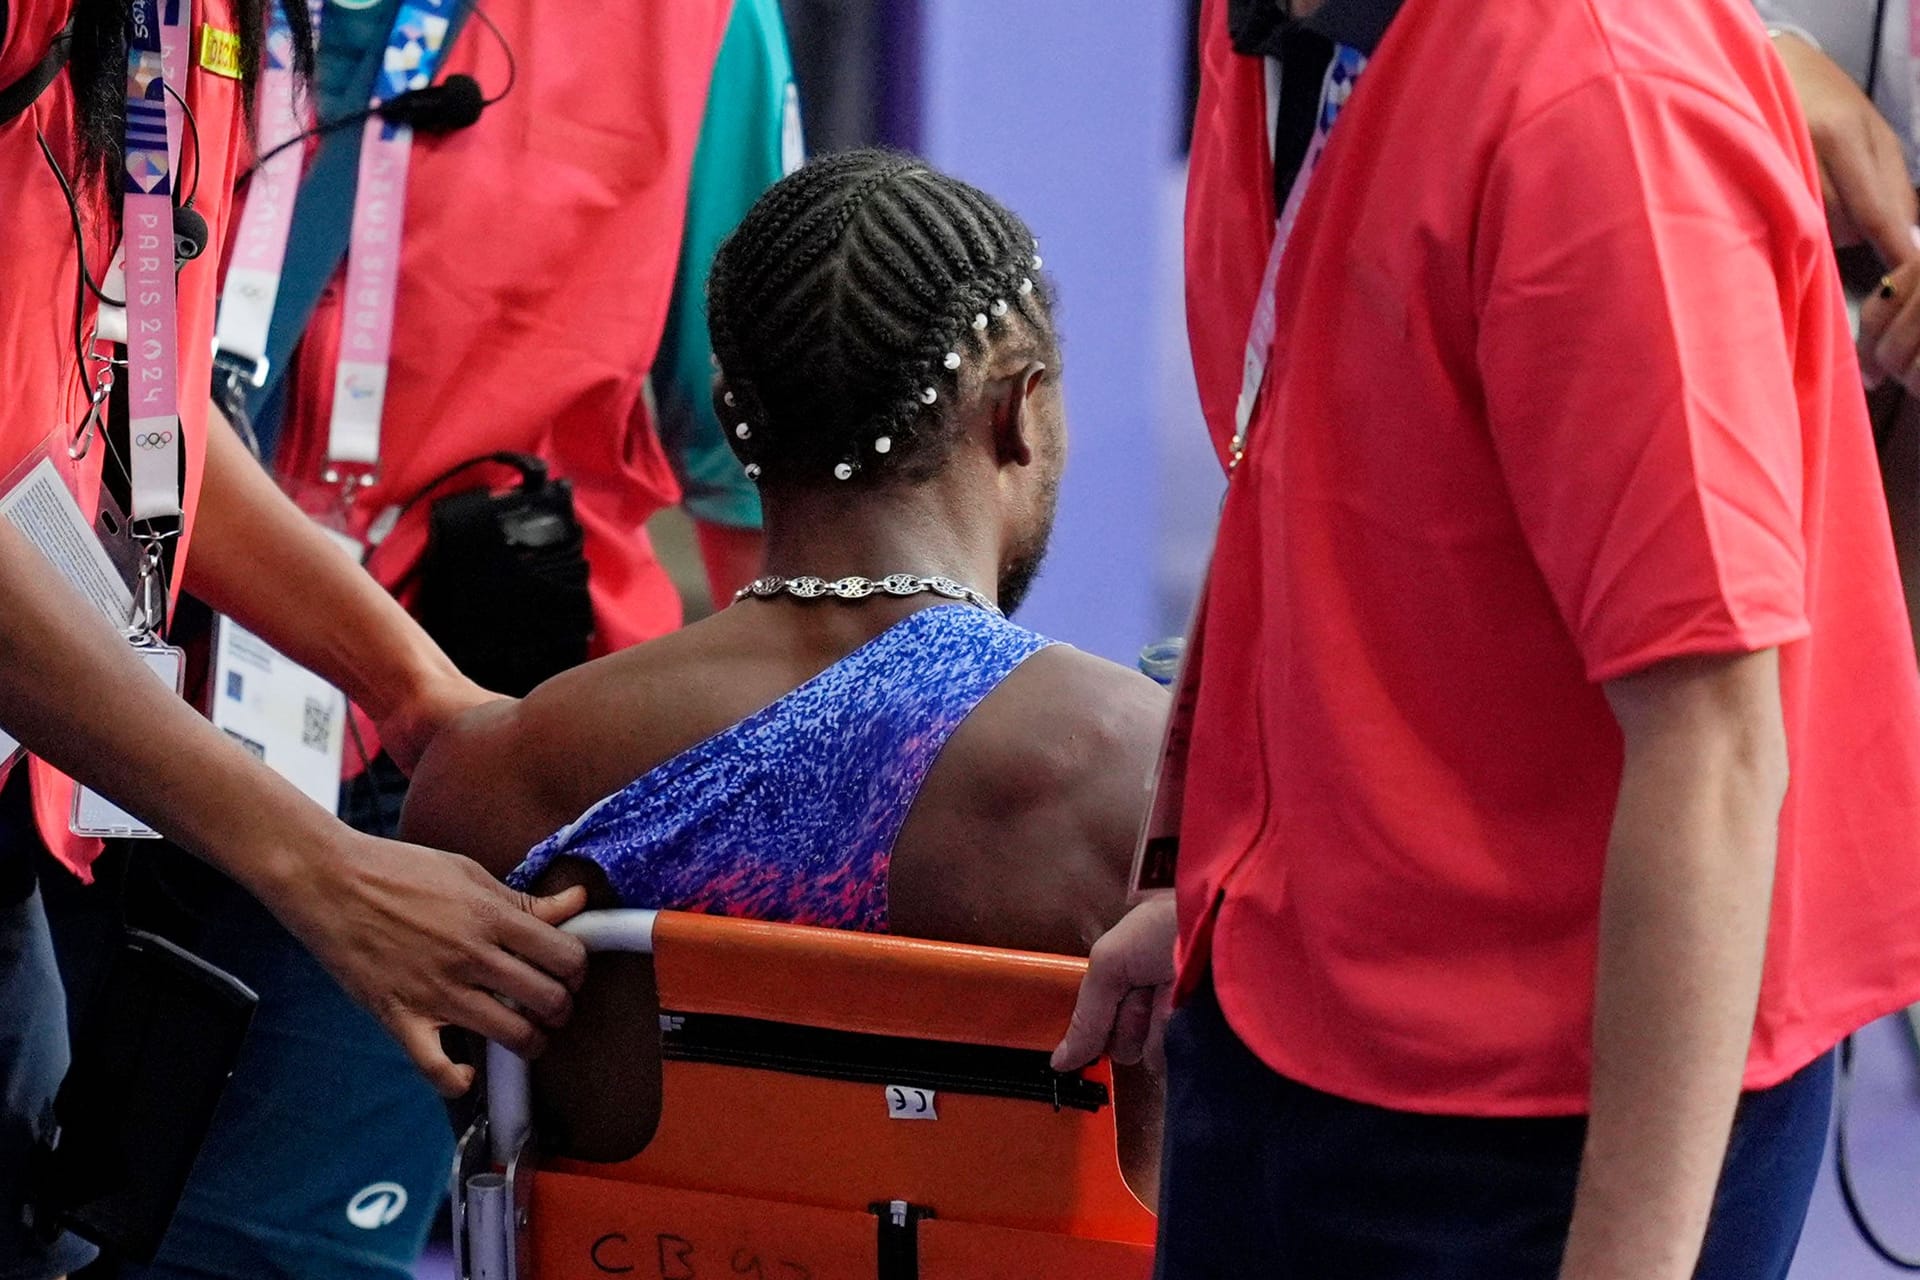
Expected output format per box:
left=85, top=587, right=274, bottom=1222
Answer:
left=707, top=148, right=1055, bottom=487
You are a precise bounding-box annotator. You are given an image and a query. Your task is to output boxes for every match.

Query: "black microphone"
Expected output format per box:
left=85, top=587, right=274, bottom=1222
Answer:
left=173, top=202, right=209, bottom=263
left=376, top=73, right=484, bottom=133
left=237, top=72, right=494, bottom=188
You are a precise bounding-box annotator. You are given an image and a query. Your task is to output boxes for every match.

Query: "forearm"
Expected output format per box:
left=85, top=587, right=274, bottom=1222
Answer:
left=0, top=519, right=341, bottom=899
left=184, top=408, right=463, bottom=722
left=1561, top=656, right=1788, bottom=1280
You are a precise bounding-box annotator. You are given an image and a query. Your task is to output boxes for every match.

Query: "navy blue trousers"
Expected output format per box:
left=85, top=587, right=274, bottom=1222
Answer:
left=1156, top=980, right=1834, bottom=1280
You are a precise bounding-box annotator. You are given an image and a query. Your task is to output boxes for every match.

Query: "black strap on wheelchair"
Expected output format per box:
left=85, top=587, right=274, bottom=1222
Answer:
left=871, top=1201, right=931, bottom=1280
left=0, top=21, right=72, bottom=128
left=660, top=1011, right=1110, bottom=1113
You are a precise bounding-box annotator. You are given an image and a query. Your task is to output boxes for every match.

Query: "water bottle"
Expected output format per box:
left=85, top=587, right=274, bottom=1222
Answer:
left=1139, top=637, right=1186, bottom=687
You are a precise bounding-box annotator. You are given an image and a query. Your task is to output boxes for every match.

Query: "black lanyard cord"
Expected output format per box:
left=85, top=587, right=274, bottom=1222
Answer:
left=1868, top=0, right=1890, bottom=103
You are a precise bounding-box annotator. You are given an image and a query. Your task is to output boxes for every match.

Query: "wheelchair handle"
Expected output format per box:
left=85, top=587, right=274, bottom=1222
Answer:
left=488, top=910, right=660, bottom=1162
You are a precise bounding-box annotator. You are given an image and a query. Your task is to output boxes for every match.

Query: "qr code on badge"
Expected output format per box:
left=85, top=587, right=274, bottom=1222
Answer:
left=301, top=696, right=335, bottom=750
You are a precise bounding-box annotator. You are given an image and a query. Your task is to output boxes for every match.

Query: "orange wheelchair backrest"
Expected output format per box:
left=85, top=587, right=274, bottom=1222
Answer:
left=457, top=910, right=1156, bottom=1280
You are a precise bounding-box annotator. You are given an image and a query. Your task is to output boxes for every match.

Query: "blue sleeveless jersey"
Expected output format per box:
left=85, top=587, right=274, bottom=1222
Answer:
left=508, top=605, right=1054, bottom=931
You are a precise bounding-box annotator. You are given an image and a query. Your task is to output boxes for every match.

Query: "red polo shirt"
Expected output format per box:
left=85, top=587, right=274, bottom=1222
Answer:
left=1180, top=0, right=1920, bottom=1114
left=1, top=0, right=244, bottom=872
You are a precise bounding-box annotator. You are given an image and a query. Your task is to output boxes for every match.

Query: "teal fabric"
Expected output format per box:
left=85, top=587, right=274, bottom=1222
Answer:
left=653, top=0, right=801, bottom=531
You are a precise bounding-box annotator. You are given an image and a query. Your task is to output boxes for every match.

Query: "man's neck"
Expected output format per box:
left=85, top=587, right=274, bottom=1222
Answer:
left=758, top=486, right=1005, bottom=605
left=1288, top=0, right=1328, bottom=16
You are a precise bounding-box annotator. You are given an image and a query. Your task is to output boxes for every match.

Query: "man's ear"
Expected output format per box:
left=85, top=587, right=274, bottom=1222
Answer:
left=991, top=362, right=1049, bottom=469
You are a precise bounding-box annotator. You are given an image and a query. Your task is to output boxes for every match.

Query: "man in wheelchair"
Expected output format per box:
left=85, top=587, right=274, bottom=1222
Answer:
left=402, top=151, right=1167, bottom=1201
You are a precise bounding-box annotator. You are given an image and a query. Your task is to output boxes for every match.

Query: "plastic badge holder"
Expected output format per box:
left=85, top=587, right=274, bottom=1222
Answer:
left=0, top=442, right=145, bottom=774
left=70, top=641, right=187, bottom=839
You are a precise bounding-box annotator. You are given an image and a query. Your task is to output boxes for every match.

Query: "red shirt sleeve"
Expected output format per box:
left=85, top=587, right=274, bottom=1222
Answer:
left=1473, top=72, right=1815, bottom=683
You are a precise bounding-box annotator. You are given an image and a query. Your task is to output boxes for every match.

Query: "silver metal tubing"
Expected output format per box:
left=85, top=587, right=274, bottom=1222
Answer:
left=487, top=910, right=660, bottom=1164
left=465, top=1173, right=510, bottom=1280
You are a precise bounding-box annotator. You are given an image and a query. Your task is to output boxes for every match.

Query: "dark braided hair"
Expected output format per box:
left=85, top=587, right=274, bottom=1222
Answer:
left=708, top=148, right=1056, bottom=489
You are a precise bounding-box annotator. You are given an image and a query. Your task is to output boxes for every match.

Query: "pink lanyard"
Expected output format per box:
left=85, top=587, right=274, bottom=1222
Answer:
left=1228, top=44, right=1367, bottom=471
left=214, top=0, right=325, bottom=386
left=89, top=0, right=186, bottom=385
left=121, top=0, right=185, bottom=527
left=326, top=0, right=461, bottom=478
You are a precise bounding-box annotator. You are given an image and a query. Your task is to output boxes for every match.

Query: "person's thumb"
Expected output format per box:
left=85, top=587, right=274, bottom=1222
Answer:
left=1053, top=961, right=1130, bottom=1071
left=529, top=883, right=590, bottom=926
left=396, top=1015, right=476, bottom=1098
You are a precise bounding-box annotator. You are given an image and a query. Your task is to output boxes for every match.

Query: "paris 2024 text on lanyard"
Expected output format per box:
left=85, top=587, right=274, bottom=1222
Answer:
left=70, top=0, right=193, bottom=838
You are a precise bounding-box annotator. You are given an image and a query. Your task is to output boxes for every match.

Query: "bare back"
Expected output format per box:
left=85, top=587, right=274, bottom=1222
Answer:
left=405, top=598, right=1166, bottom=956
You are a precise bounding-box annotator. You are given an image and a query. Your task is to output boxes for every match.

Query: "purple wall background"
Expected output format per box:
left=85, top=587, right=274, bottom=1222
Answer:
left=917, top=0, right=1187, bottom=664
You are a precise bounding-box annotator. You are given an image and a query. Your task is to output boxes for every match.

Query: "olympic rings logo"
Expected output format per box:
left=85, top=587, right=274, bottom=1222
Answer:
left=134, top=431, right=175, bottom=449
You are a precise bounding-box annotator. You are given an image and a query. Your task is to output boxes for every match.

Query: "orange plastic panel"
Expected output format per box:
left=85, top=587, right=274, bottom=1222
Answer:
left=919, top=1218, right=1155, bottom=1280
left=529, top=1171, right=876, bottom=1280
left=650, top=913, right=1088, bottom=1053
left=545, top=1060, right=1155, bottom=1243
left=532, top=915, right=1157, bottom=1275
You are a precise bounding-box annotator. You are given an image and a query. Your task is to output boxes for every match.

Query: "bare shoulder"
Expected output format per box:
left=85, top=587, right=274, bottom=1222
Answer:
left=401, top=695, right=543, bottom=873
left=973, top=643, right=1169, bottom=800
left=891, top=641, right=1168, bottom=955
left=401, top=637, right=711, bottom=875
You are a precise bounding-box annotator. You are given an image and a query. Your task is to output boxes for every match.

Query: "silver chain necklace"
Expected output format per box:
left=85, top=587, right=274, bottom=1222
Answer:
left=733, top=573, right=1002, bottom=617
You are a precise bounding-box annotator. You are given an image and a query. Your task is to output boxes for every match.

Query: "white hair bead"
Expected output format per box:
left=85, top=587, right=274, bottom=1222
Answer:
left=1019, top=277, right=1033, bottom=295
left=745, top=463, right=761, bottom=480
left=874, top=435, right=893, bottom=454
left=723, top=391, right=736, bottom=407
left=921, top=387, right=940, bottom=405
left=944, top=351, right=962, bottom=370
left=972, top=313, right=989, bottom=331
left=990, top=299, right=1009, bottom=317
left=1032, top=254, right=1043, bottom=269
left=834, top=462, right=855, bottom=480
left=735, top=422, right=751, bottom=440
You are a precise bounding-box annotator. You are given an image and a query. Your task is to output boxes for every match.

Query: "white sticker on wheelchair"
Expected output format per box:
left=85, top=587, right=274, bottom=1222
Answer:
left=885, top=1086, right=938, bottom=1121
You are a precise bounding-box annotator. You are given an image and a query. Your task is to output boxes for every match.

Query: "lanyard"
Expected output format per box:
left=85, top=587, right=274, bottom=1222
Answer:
left=1228, top=44, right=1366, bottom=472
left=1127, top=43, right=1369, bottom=901
left=214, top=0, right=326, bottom=387
left=92, top=0, right=187, bottom=352
left=326, top=0, right=460, bottom=477
left=121, top=0, right=185, bottom=528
